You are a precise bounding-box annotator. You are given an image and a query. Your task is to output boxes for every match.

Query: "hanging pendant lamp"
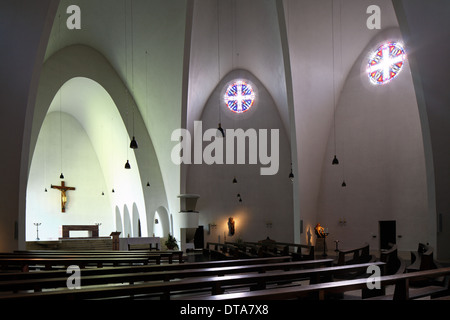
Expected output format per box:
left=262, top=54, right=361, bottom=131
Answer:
left=130, top=136, right=138, bottom=149
left=289, top=170, right=294, bottom=182
left=125, top=160, right=131, bottom=169
left=332, top=155, right=339, bottom=165
left=217, top=123, right=225, bottom=138
left=60, top=172, right=64, bottom=179
left=232, top=176, right=237, bottom=184
left=341, top=180, right=347, bottom=187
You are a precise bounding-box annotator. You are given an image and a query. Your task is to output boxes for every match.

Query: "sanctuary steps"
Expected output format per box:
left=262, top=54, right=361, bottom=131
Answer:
left=26, top=238, right=113, bottom=251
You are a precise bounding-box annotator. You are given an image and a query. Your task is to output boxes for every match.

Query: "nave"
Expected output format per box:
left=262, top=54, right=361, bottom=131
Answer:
left=0, top=239, right=449, bottom=303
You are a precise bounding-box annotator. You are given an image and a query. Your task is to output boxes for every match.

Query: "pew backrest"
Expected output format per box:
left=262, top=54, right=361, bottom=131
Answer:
left=337, top=243, right=371, bottom=265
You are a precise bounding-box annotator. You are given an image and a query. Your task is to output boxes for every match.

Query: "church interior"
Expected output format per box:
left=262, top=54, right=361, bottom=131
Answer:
left=1, top=0, right=450, bottom=304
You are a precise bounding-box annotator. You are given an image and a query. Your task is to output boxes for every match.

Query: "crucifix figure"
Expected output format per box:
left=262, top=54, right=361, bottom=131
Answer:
left=51, top=181, right=75, bottom=212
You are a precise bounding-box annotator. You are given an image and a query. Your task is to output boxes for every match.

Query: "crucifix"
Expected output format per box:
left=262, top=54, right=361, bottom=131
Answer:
left=51, top=181, right=75, bottom=212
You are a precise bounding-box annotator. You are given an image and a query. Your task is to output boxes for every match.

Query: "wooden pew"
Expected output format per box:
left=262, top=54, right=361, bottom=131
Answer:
left=128, top=243, right=159, bottom=251
left=224, top=242, right=259, bottom=258
left=0, top=250, right=180, bottom=272
left=7, top=250, right=180, bottom=265
left=0, top=259, right=335, bottom=294
left=337, top=243, right=373, bottom=266
left=226, top=241, right=315, bottom=261
left=407, top=243, right=437, bottom=272
left=380, top=243, right=405, bottom=275
left=204, top=242, right=243, bottom=259
left=0, top=256, right=294, bottom=282
left=271, top=242, right=315, bottom=261
left=0, top=261, right=379, bottom=300
left=0, top=257, right=152, bottom=272
left=14, top=250, right=185, bottom=264
left=239, top=241, right=278, bottom=257
left=184, top=266, right=450, bottom=301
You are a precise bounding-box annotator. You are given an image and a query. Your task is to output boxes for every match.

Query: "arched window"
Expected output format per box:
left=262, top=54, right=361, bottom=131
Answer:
left=367, top=42, right=406, bottom=85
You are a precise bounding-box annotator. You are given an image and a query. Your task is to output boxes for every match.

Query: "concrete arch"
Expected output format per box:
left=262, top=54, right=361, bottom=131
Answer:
left=29, top=44, right=168, bottom=237
left=132, top=203, right=140, bottom=237
left=154, top=206, right=171, bottom=239
left=123, top=205, right=132, bottom=238
left=115, top=206, right=123, bottom=236
left=317, top=27, right=432, bottom=251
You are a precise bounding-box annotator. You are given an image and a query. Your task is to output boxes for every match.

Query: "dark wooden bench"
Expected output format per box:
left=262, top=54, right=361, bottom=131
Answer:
left=3, top=250, right=180, bottom=264
left=407, top=243, right=437, bottom=272
left=185, top=267, right=450, bottom=301
left=380, top=243, right=406, bottom=275
left=0, top=261, right=380, bottom=300
left=274, top=242, right=315, bottom=260
left=204, top=242, right=244, bottom=259
left=0, top=256, right=294, bottom=282
left=0, top=256, right=152, bottom=272
left=226, top=241, right=314, bottom=261
left=236, top=241, right=278, bottom=258
left=128, top=243, right=160, bottom=251
left=337, top=243, right=373, bottom=266
left=0, top=258, right=335, bottom=294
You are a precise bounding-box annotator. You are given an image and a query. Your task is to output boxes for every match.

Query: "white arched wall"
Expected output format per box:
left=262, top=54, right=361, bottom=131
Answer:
left=317, top=28, right=431, bottom=252
left=123, top=205, right=132, bottom=238
left=284, top=0, right=404, bottom=244
left=187, top=69, right=293, bottom=243
left=26, top=76, right=146, bottom=240
left=115, top=206, right=123, bottom=234
left=26, top=111, right=113, bottom=240
left=29, top=45, right=169, bottom=240
left=132, top=203, right=140, bottom=237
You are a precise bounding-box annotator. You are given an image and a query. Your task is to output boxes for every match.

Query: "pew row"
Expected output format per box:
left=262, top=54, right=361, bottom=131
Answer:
left=11, top=250, right=185, bottom=264
left=187, top=267, right=450, bottom=301
left=0, top=256, right=154, bottom=272
left=0, top=259, right=334, bottom=294
left=0, top=256, right=293, bottom=282
left=0, top=261, right=381, bottom=300
left=225, top=241, right=314, bottom=261
left=337, top=243, right=374, bottom=266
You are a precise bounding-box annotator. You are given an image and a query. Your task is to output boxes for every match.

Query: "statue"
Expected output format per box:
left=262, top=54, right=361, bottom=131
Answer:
left=314, top=223, right=326, bottom=238
left=51, top=181, right=75, bottom=212
left=228, top=217, right=235, bottom=236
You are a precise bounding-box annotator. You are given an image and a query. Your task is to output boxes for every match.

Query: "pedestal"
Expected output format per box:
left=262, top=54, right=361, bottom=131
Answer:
left=315, top=238, right=328, bottom=257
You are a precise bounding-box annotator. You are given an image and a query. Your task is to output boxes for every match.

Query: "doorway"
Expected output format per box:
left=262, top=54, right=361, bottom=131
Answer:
left=379, top=220, right=396, bottom=250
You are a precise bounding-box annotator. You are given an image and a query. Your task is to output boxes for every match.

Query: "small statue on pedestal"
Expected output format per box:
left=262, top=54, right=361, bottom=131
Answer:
left=314, top=223, right=326, bottom=238
left=314, top=223, right=329, bottom=257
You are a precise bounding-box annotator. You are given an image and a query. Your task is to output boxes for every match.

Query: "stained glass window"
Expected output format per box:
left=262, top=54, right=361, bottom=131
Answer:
left=367, top=42, right=406, bottom=85
left=224, top=80, right=255, bottom=113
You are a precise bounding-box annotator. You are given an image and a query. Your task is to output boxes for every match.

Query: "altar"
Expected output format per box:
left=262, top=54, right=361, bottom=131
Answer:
left=59, top=225, right=99, bottom=239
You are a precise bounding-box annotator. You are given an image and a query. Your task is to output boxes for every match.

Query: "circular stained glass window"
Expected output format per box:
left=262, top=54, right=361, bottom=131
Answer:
left=367, top=42, right=406, bottom=85
left=224, top=80, right=256, bottom=114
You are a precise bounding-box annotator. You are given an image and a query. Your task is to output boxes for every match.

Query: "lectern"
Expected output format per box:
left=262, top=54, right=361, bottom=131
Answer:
left=110, top=232, right=121, bottom=250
